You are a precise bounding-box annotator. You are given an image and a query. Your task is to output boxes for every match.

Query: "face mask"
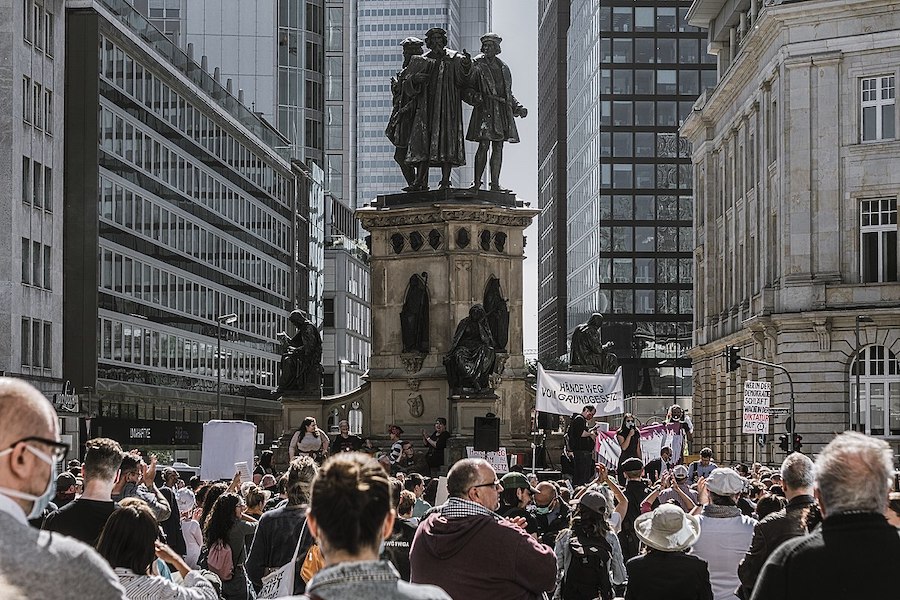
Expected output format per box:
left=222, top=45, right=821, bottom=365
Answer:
left=626, top=421, right=634, bottom=427
left=534, top=505, right=552, bottom=515
left=0, top=445, right=58, bottom=520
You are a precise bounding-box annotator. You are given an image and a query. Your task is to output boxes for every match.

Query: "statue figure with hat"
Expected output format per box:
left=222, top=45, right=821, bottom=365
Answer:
left=405, top=27, right=472, bottom=191
left=466, top=32, right=527, bottom=192
left=386, top=37, right=430, bottom=191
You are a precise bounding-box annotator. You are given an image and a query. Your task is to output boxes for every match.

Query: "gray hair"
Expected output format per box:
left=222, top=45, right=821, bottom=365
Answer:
left=447, top=458, right=492, bottom=497
left=815, top=432, right=893, bottom=515
left=780, top=452, right=815, bottom=491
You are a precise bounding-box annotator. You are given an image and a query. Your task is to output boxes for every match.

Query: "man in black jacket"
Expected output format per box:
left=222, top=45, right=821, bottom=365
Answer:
left=737, top=452, right=819, bottom=599
left=567, top=406, right=598, bottom=486
left=751, top=432, right=900, bottom=600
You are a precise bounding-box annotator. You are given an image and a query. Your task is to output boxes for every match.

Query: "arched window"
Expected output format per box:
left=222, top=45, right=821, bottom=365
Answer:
left=850, top=345, right=900, bottom=436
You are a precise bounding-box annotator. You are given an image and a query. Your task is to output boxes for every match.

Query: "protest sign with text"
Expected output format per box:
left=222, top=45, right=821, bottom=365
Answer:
left=742, top=380, right=771, bottom=434
left=535, top=364, right=625, bottom=416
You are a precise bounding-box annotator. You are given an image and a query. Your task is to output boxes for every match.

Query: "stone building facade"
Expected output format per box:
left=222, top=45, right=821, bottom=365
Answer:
left=682, top=0, right=900, bottom=463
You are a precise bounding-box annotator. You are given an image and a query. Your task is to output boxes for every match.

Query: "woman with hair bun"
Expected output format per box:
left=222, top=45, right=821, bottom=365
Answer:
left=300, top=453, right=451, bottom=599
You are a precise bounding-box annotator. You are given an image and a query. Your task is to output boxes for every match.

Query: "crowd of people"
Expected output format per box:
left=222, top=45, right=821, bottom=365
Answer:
left=2, top=379, right=900, bottom=600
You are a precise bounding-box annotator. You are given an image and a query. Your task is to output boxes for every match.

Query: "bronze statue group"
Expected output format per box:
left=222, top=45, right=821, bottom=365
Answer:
left=386, top=29, right=527, bottom=192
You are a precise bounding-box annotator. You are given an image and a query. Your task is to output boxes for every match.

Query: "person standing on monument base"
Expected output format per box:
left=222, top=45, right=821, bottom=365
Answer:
left=465, top=32, right=527, bottom=191
left=567, top=405, right=599, bottom=486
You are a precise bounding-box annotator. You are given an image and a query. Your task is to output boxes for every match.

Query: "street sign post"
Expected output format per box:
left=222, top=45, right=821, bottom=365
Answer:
left=742, top=380, right=772, bottom=435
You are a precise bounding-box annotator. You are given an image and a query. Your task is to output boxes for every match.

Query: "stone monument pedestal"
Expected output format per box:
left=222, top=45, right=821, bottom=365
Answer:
left=357, top=189, right=538, bottom=452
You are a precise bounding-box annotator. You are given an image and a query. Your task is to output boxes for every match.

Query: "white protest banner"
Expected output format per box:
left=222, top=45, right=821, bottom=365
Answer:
left=466, top=446, right=509, bottom=473
left=535, top=364, right=625, bottom=416
left=595, top=422, right=684, bottom=469
left=742, top=380, right=771, bottom=434
left=201, top=420, right=257, bottom=481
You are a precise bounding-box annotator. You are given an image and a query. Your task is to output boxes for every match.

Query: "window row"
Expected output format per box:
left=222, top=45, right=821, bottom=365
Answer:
left=98, top=35, right=291, bottom=204
left=600, top=257, right=693, bottom=285
left=600, top=194, right=692, bottom=221
left=99, top=105, right=290, bottom=253
left=599, top=163, right=693, bottom=190
left=598, top=288, right=692, bottom=315
left=599, top=5, right=697, bottom=34
left=359, top=21, right=448, bottom=32
left=600, top=68, right=718, bottom=97
left=99, top=246, right=288, bottom=340
left=359, top=7, right=449, bottom=16
left=23, top=0, right=54, bottom=57
left=99, top=174, right=290, bottom=297
left=601, top=38, right=716, bottom=66
left=21, top=238, right=52, bottom=290
left=601, top=99, right=699, bottom=127
left=601, top=131, right=693, bottom=159
left=22, top=157, right=53, bottom=211
left=22, top=77, right=53, bottom=133
left=98, top=317, right=278, bottom=388
left=21, top=317, right=52, bottom=369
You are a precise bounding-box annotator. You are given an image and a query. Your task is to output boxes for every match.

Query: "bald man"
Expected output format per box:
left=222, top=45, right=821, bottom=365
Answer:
left=0, top=378, right=126, bottom=599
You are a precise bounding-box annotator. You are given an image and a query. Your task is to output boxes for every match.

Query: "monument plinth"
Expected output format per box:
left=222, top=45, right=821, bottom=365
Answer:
left=357, top=190, right=538, bottom=449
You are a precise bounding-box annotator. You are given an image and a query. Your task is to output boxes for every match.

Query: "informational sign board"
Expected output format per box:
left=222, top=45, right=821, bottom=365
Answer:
left=466, top=446, right=509, bottom=474
left=742, top=381, right=771, bottom=434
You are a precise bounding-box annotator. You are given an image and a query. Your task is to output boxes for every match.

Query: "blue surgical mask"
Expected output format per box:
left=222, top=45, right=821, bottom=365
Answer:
left=0, top=445, right=57, bottom=520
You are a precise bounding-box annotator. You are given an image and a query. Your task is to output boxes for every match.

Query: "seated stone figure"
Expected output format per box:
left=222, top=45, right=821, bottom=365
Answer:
left=444, top=304, right=496, bottom=395
left=569, top=313, right=617, bottom=373
left=276, top=310, right=322, bottom=393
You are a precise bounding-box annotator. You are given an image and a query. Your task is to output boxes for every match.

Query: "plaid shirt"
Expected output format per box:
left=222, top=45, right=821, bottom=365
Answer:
left=437, top=497, right=501, bottom=521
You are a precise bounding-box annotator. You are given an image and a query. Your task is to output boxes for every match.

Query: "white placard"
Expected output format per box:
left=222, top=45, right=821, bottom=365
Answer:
left=465, top=446, right=509, bottom=474
left=234, top=461, right=251, bottom=483
left=434, top=476, right=449, bottom=507
left=201, top=420, right=257, bottom=480
left=535, top=364, right=625, bottom=416
left=742, top=381, right=771, bottom=434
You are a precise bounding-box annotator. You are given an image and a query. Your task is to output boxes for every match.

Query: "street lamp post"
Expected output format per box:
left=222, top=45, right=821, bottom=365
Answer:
left=216, top=313, right=238, bottom=419
left=855, top=315, right=874, bottom=432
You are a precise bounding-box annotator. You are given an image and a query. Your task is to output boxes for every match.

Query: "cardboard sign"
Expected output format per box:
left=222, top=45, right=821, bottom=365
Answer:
left=742, top=381, right=771, bottom=434
left=466, top=446, right=509, bottom=474
left=201, top=420, right=257, bottom=480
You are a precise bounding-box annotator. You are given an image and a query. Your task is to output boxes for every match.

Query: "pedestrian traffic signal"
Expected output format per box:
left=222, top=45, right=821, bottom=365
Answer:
left=793, top=433, right=803, bottom=453
left=727, top=346, right=741, bottom=372
left=778, top=434, right=789, bottom=452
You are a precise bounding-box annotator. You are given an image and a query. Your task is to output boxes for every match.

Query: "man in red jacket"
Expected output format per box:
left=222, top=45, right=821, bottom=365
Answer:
left=409, top=458, right=556, bottom=600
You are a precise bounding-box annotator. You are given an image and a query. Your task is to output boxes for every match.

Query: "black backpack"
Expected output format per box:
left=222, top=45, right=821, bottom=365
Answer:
left=561, top=533, right=614, bottom=600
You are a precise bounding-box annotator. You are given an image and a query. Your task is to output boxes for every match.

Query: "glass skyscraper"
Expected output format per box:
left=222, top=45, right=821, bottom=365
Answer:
left=565, top=0, right=715, bottom=395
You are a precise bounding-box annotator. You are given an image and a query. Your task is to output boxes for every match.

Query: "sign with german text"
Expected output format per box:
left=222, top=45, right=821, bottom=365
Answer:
left=742, top=381, right=771, bottom=434
left=535, top=364, right=625, bottom=416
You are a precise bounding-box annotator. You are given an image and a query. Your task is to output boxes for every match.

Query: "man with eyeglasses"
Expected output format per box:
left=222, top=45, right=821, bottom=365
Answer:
left=409, top=458, right=555, bottom=599
left=0, top=377, right=126, bottom=598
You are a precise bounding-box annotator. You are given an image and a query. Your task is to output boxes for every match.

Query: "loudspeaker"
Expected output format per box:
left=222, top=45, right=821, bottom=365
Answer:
left=537, top=411, right=560, bottom=431
left=473, top=416, right=500, bottom=452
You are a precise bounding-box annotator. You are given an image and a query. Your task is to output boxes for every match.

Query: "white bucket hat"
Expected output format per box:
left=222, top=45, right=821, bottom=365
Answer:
left=634, top=504, right=701, bottom=552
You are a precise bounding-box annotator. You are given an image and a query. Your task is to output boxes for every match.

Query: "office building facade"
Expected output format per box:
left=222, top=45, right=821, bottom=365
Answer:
left=564, top=0, right=715, bottom=396
left=2, top=0, right=67, bottom=427
left=683, top=0, right=900, bottom=460
left=64, top=0, right=297, bottom=461
left=537, top=0, right=570, bottom=362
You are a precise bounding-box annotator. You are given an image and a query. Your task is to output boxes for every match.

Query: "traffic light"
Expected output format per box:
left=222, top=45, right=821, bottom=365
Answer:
left=778, top=434, right=790, bottom=452
left=727, top=346, right=741, bottom=372
left=793, top=433, right=803, bottom=453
